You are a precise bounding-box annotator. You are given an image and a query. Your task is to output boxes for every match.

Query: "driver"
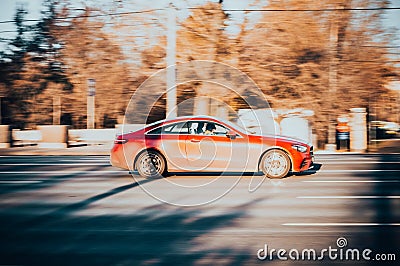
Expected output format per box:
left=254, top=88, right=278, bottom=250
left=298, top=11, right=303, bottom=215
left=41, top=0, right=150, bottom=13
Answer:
left=204, top=123, right=216, bottom=135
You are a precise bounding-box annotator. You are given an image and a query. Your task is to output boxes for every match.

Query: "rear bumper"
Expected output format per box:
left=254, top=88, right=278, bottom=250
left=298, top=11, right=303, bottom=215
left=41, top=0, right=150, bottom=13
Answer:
left=110, top=144, right=129, bottom=169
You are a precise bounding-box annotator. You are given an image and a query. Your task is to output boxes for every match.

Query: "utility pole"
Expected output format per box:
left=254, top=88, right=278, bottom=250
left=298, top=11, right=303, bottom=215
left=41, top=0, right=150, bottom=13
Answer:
left=53, top=95, right=61, bottom=125
left=87, top=78, right=96, bottom=129
left=326, top=8, right=339, bottom=151
left=166, top=3, right=177, bottom=119
left=0, top=96, right=2, bottom=124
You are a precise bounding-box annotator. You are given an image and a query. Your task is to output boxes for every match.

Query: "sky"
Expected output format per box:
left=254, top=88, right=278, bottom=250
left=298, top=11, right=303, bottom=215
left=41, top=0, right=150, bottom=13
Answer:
left=0, top=0, right=42, bottom=28
left=0, top=0, right=251, bottom=52
left=0, top=0, right=399, bottom=51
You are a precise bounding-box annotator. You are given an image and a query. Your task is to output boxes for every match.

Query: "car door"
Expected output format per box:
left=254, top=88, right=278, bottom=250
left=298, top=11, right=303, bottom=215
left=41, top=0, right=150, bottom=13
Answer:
left=146, top=121, right=190, bottom=171
left=185, top=121, right=248, bottom=172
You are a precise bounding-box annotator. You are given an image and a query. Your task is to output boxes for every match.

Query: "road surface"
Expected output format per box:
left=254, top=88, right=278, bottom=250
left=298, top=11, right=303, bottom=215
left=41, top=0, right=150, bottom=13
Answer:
left=0, top=154, right=399, bottom=265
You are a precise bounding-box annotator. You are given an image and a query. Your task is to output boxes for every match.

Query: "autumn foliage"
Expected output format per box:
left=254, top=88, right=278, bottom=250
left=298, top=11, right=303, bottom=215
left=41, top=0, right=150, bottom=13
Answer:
left=0, top=0, right=398, bottom=145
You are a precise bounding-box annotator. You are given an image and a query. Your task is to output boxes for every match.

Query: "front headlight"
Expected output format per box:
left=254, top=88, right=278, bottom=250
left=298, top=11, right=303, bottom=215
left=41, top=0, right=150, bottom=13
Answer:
left=292, top=144, right=308, bottom=153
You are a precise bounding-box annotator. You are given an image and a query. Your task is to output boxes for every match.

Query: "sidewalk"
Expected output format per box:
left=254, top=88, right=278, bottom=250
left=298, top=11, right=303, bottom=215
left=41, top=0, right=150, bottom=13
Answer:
left=368, top=139, right=400, bottom=154
left=0, top=143, right=113, bottom=156
left=0, top=140, right=399, bottom=156
left=315, top=139, right=400, bottom=154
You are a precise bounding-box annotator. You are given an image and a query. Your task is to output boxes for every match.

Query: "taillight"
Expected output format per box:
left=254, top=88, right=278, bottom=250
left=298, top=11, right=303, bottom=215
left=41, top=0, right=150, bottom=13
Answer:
left=114, top=139, right=127, bottom=144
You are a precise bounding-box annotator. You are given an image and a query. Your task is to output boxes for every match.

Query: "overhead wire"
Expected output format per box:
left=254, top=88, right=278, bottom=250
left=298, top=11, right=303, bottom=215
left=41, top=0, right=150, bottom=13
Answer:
left=0, top=4, right=398, bottom=62
left=0, top=5, right=399, bottom=25
left=189, top=6, right=400, bottom=12
left=0, top=8, right=164, bottom=24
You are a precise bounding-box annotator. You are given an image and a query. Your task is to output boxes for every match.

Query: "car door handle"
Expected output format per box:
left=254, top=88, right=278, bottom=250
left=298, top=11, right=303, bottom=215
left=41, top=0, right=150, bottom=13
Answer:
left=190, top=139, right=200, bottom=143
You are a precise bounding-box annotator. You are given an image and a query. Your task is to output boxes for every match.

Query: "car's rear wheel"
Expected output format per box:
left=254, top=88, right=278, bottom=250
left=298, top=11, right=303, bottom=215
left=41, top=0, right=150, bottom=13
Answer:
left=135, top=150, right=166, bottom=178
left=260, top=149, right=291, bottom=179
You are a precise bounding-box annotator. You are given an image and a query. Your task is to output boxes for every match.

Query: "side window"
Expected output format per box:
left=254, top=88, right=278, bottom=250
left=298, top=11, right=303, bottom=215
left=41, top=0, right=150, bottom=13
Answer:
left=147, top=126, right=162, bottom=135
left=214, top=124, right=228, bottom=135
left=166, top=122, right=189, bottom=134
left=147, top=122, right=189, bottom=135
left=187, top=121, right=229, bottom=136
left=188, top=122, right=205, bottom=135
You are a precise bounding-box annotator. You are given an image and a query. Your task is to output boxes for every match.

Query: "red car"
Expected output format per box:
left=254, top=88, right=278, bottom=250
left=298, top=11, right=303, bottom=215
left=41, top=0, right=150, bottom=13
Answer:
left=110, top=116, right=313, bottom=178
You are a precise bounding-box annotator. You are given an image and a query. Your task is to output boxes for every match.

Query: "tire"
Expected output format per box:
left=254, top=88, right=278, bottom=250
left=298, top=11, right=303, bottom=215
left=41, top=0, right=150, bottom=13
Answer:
left=135, top=150, right=166, bottom=178
left=260, top=149, right=291, bottom=179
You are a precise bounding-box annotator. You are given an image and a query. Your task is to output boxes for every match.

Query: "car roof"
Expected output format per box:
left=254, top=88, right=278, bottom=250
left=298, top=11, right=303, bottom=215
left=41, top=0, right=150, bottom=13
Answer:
left=143, top=115, right=253, bottom=135
left=147, top=115, right=220, bottom=126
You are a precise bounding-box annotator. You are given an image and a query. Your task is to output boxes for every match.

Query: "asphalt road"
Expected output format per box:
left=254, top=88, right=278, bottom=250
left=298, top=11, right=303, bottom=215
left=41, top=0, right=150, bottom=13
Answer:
left=0, top=154, right=399, bottom=265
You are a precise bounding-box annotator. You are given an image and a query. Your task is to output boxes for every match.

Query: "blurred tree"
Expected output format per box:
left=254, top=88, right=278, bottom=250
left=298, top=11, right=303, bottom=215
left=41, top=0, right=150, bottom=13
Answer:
left=327, top=0, right=398, bottom=112
left=1, top=0, right=398, bottom=136
left=0, top=1, right=132, bottom=129
left=177, top=1, right=235, bottom=116
left=30, top=0, right=71, bottom=89
left=237, top=0, right=398, bottom=144
left=125, top=2, right=235, bottom=123
left=26, top=0, right=73, bottom=127
left=0, top=6, right=31, bottom=127
left=322, top=0, right=398, bottom=142
left=178, top=2, right=231, bottom=63
left=0, top=1, right=72, bottom=128
left=53, top=7, right=132, bottom=128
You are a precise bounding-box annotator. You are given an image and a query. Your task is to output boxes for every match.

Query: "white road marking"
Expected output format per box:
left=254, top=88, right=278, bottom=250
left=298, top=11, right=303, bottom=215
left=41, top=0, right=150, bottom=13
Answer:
left=298, top=196, right=400, bottom=199
left=0, top=163, right=109, bottom=166
left=318, top=169, right=400, bottom=173
left=319, top=161, right=398, bottom=164
left=60, top=159, right=109, bottom=162
left=303, top=180, right=400, bottom=183
left=0, top=180, right=43, bottom=184
left=0, top=170, right=127, bottom=175
left=283, top=223, right=400, bottom=226
left=0, top=162, right=111, bottom=166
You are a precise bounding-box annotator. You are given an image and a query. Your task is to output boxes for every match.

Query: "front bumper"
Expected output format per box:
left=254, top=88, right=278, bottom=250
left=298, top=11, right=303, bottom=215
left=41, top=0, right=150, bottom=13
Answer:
left=299, top=157, right=313, bottom=171
left=291, top=145, right=314, bottom=172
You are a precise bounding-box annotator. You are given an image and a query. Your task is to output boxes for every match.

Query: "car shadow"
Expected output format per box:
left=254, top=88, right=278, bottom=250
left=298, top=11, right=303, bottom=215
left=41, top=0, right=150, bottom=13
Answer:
left=167, top=171, right=263, bottom=177
left=291, top=162, right=322, bottom=176
left=130, top=165, right=323, bottom=178
left=160, top=163, right=322, bottom=177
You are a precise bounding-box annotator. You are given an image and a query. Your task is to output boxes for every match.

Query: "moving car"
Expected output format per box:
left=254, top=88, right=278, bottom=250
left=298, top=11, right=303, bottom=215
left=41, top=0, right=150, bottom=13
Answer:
left=110, top=116, right=313, bottom=178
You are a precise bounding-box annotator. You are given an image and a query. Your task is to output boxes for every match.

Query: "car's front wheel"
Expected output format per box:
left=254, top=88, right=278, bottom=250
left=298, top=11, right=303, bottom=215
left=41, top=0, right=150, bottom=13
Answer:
left=260, top=149, right=291, bottom=179
left=135, top=150, right=166, bottom=178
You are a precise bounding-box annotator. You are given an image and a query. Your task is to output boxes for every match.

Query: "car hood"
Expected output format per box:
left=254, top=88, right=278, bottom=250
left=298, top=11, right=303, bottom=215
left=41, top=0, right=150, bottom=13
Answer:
left=262, top=134, right=311, bottom=146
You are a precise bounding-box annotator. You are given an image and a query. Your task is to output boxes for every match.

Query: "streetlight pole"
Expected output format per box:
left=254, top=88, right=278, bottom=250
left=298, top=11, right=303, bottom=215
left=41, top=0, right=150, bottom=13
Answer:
left=166, top=3, right=177, bottom=119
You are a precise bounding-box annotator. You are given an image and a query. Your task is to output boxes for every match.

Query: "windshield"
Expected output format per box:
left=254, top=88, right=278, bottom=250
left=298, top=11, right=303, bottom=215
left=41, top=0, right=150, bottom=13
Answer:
left=218, top=118, right=256, bottom=135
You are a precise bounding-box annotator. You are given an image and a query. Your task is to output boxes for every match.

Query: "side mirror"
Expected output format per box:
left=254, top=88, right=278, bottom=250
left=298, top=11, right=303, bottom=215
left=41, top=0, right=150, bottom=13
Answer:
left=226, top=130, right=237, bottom=140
